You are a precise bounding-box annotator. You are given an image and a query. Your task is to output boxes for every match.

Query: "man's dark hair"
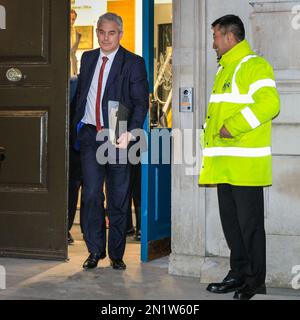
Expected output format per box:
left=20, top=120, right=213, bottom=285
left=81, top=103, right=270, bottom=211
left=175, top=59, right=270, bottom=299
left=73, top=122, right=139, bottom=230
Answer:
left=212, top=15, right=245, bottom=42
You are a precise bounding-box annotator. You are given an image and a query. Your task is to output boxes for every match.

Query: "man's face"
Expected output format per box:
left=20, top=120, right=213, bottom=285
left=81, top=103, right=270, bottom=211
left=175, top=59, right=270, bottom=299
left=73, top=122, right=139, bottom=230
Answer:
left=97, top=20, right=123, bottom=55
left=212, top=26, right=232, bottom=58
left=70, top=13, right=76, bottom=27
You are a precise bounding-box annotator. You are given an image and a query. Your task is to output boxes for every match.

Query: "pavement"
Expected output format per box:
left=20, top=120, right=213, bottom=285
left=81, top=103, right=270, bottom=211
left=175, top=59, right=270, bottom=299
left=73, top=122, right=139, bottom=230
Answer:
left=0, top=225, right=299, bottom=301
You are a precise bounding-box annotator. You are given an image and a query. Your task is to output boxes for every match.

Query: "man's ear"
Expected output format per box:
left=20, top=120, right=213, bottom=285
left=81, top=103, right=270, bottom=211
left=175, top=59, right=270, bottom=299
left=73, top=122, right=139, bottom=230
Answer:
left=227, top=32, right=237, bottom=45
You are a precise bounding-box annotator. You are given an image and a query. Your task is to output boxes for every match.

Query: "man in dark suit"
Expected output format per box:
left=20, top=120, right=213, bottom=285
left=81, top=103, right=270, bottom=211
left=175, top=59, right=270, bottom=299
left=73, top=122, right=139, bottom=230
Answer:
left=72, top=12, right=148, bottom=270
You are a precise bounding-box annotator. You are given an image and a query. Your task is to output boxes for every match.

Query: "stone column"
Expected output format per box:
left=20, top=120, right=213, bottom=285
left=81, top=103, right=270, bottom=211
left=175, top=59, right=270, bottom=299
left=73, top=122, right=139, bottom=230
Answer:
left=168, top=0, right=207, bottom=277
left=249, top=0, right=300, bottom=287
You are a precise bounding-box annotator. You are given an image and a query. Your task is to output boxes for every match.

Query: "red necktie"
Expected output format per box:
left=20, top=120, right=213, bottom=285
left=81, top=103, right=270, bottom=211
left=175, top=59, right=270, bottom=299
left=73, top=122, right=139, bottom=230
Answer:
left=95, top=56, right=108, bottom=131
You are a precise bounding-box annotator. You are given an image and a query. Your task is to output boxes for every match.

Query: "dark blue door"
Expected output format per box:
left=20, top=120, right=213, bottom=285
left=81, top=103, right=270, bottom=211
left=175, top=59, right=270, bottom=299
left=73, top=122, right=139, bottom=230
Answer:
left=141, top=0, right=171, bottom=262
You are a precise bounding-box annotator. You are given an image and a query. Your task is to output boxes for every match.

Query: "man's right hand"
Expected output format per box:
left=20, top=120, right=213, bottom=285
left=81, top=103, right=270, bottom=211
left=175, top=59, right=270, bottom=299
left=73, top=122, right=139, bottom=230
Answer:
left=220, top=125, right=233, bottom=138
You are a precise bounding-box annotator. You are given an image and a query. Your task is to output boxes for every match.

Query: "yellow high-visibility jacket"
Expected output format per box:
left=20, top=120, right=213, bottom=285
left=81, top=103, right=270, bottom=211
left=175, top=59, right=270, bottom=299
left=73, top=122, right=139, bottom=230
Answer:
left=199, top=40, right=280, bottom=186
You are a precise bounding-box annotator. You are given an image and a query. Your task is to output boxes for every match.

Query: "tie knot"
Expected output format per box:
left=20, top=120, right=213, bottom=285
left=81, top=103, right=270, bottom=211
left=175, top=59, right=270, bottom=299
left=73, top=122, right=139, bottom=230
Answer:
left=102, top=56, right=108, bottom=63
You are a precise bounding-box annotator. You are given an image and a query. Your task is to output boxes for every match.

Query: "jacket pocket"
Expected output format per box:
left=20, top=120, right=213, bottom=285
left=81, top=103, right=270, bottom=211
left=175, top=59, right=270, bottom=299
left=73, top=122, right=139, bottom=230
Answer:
left=213, top=134, right=241, bottom=147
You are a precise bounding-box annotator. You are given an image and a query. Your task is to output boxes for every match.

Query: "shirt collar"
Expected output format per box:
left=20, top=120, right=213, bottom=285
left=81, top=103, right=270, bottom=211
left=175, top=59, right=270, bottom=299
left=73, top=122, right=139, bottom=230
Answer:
left=99, top=46, right=119, bottom=62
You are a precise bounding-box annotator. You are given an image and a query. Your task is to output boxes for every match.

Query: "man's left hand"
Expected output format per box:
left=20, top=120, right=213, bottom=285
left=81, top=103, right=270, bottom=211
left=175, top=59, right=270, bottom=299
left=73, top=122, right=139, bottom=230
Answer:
left=116, top=132, right=133, bottom=149
left=220, top=126, right=233, bottom=138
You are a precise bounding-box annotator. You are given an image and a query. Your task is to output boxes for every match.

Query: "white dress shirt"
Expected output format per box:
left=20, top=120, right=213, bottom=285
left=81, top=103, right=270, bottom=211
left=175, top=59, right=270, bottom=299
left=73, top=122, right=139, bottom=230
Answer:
left=81, top=47, right=119, bottom=127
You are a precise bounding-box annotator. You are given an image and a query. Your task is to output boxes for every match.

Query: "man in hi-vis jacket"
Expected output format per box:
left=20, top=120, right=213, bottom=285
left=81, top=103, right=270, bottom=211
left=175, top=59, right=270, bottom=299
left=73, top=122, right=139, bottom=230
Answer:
left=199, top=15, right=280, bottom=300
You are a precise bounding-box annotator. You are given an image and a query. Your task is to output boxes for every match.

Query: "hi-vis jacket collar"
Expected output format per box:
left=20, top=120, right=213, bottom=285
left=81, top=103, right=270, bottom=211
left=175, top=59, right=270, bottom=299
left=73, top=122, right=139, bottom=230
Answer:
left=219, top=40, right=254, bottom=68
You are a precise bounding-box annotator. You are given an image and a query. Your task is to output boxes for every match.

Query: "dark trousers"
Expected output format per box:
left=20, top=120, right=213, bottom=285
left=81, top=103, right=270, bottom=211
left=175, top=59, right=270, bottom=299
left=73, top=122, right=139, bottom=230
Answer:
left=79, top=125, right=131, bottom=260
left=127, top=163, right=141, bottom=232
left=217, top=184, right=266, bottom=287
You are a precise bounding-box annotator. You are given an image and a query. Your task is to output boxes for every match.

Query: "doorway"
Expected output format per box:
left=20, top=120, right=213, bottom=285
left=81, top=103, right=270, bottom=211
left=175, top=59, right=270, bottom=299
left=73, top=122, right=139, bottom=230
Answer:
left=68, top=0, right=173, bottom=263
left=0, top=0, right=173, bottom=263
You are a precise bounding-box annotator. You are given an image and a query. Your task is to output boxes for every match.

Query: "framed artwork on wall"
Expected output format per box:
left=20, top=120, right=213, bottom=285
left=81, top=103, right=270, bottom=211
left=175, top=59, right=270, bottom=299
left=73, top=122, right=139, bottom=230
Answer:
left=75, top=25, right=93, bottom=50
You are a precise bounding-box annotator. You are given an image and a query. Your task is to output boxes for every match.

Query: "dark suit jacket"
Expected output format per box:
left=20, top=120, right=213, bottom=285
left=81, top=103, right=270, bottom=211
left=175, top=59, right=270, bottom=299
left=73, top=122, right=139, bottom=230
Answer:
left=71, top=46, right=149, bottom=145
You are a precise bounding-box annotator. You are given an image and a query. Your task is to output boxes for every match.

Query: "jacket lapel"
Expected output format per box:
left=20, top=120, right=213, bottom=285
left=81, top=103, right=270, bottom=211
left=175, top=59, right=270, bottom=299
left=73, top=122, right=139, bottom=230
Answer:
left=104, top=46, right=125, bottom=93
left=83, top=49, right=100, bottom=97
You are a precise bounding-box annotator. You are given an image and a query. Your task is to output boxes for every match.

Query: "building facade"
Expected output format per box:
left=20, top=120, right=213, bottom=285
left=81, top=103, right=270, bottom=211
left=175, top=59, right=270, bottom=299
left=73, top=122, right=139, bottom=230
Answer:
left=169, top=0, right=300, bottom=288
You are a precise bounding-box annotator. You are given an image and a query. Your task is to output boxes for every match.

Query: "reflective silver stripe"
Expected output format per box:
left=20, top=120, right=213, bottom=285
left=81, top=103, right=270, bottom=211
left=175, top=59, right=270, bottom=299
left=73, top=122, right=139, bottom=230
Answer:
left=209, top=93, right=254, bottom=104
left=241, top=107, right=260, bottom=129
left=209, top=56, right=277, bottom=105
left=248, top=79, right=276, bottom=96
left=216, top=65, right=223, bottom=75
left=203, top=146, right=271, bottom=157
left=231, top=55, right=257, bottom=94
left=210, top=55, right=257, bottom=104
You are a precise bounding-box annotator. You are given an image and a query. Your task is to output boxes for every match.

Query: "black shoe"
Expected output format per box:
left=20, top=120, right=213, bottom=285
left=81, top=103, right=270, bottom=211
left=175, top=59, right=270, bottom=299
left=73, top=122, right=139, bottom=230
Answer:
left=83, top=252, right=106, bottom=269
left=233, top=284, right=266, bottom=300
left=134, top=230, right=141, bottom=241
left=207, top=276, right=244, bottom=294
left=68, top=232, right=74, bottom=245
left=110, top=259, right=126, bottom=270
left=126, top=227, right=135, bottom=236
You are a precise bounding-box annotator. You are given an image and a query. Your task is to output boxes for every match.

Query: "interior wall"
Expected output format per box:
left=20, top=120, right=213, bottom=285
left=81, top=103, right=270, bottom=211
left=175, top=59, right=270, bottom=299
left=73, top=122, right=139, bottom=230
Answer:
left=107, top=0, right=135, bottom=53
left=71, top=0, right=140, bottom=73
left=72, top=0, right=107, bottom=70
left=135, top=0, right=143, bottom=56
